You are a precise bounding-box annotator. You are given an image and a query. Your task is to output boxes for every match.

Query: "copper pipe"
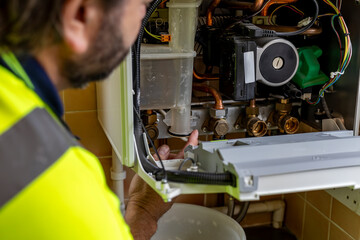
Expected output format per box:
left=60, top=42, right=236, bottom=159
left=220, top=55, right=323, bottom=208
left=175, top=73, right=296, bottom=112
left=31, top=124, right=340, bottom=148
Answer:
left=193, top=70, right=219, bottom=80
left=193, top=83, right=224, bottom=110
left=257, top=25, right=322, bottom=36
left=207, top=0, right=222, bottom=26
left=261, top=0, right=298, bottom=16
left=249, top=99, right=256, bottom=108
left=220, top=0, right=264, bottom=12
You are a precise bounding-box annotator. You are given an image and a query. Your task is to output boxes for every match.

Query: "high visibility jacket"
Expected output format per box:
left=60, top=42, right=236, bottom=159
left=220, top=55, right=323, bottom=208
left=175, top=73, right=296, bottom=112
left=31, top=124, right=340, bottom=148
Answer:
left=0, top=54, right=133, bottom=239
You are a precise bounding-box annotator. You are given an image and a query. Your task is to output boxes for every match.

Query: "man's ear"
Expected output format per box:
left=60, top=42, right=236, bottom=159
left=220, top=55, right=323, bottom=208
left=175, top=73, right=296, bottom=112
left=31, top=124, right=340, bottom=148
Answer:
left=62, top=0, right=103, bottom=54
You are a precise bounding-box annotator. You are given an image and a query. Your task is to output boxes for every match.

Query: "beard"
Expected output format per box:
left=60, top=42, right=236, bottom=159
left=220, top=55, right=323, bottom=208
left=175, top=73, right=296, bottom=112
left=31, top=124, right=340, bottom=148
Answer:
left=62, top=13, right=129, bottom=88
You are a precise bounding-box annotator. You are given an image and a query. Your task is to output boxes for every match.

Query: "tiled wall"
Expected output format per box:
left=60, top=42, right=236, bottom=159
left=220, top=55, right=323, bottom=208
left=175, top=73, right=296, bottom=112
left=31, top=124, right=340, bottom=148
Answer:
left=285, top=191, right=360, bottom=240
left=62, top=83, right=360, bottom=239
left=61, top=83, right=113, bottom=185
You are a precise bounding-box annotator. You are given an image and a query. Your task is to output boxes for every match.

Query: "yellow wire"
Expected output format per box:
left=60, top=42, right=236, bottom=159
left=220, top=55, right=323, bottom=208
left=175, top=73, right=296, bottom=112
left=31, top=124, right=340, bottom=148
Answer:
left=289, top=5, right=304, bottom=15
left=318, top=13, right=335, bottom=18
left=144, top=27, right=161, bottom=40
left=269, top=4, right=304, bottom=25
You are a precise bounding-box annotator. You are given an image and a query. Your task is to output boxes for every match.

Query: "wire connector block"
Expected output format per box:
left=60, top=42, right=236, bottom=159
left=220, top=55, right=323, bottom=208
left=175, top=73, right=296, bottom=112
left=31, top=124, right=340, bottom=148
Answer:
left=161, top=34, right=172, bottom=42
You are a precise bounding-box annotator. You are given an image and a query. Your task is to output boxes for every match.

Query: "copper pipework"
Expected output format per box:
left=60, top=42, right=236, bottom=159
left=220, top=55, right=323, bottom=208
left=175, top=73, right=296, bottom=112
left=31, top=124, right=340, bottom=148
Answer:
left=257, top=25, right=322, bottom=36
left=249, top=99, right=256, bottom=108
left=261, top=0, right=298, bottom=16
left=220, top=0, right=264, bottom=11
left=193, top=70, right=219, bottom=81
left=193, top=83, right=224, bottom=110
left=207, top=0, right=222, bottom=26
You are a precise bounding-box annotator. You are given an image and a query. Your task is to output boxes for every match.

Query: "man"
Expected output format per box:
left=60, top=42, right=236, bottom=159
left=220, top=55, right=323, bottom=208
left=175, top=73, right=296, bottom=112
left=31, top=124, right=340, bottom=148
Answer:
left=0, top=0, right=198, bottom=239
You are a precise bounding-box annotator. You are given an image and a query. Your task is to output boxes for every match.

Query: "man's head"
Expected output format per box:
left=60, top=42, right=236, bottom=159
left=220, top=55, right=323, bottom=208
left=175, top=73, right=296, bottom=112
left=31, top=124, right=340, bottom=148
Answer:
left=0, top=0, right=149, bottom=89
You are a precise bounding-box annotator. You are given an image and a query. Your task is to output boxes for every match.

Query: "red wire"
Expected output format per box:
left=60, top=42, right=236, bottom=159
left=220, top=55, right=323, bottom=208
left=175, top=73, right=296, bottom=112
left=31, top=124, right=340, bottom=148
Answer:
left=284, top=5, right=304, bottom=16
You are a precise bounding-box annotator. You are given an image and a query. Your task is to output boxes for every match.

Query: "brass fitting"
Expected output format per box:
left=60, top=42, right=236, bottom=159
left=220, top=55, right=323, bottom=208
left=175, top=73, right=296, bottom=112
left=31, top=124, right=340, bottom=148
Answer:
left=247, top=117, right=268, bottom=137
left=235, top=99, right=268, bottom=137
left=143, top=110, right=159, bottom=141
left=145, top=125, right=159, bottom=141
left=278, top=115, right=299, bottom=134
left=269, top=99, right=299, bottom=134
left=209, top=118, right=229, bottom=137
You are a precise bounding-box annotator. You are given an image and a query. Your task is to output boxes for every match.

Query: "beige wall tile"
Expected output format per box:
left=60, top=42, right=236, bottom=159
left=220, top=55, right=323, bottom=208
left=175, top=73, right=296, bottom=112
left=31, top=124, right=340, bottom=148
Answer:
left=306, top=190, right=332, bottom=217
left=204, top=193, right=220, bottom=207
left=59, top=90, right=64, bottom=104
left=284, top=194, right=305, bottom=239
left=329, top=223, right=354, bottom=240
left=297, top=192, right=306, bottom=199
left=98, top=157, right=112, bottom=189
left=64, top=111, right=112, bottom=157
left=63, top=82, right=96, bottom=111
left=303, top=204, right=329, bottom=240
left=175, top=194, right=205, bottom=206
left=260, top=194, right=283, bottom=201
left=331, top=198, right=360, bottom=239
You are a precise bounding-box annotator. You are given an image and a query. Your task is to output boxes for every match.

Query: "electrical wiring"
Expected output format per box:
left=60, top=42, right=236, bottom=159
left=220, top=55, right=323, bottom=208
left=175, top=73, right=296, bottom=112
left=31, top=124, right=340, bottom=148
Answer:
left=133, top=105, right=168, bottom=180
left=275, top=0, right=319, bottom=36
left=144, top=27, right=161, bottom=40
left=306, top=0, right=352, bottom=105
left=269, top=4, right=305, bottom=25
left=225, top=0, right=271, bottom=30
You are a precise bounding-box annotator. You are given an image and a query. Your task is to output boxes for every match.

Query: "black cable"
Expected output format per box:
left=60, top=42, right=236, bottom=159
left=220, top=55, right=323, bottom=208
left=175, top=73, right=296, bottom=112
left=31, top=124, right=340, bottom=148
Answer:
left=235, top=201, right=250, bottom=223
left=244, top=0, right=271, bottom=20
left=227, top=197, right=235, bottom=217
left=275, top=0, right=319, bottom=36
left=321, top=95, right=332, bottom=119
left=133, top=105, right=167, bottom=181
left=225, top=0, right=271, bottom=30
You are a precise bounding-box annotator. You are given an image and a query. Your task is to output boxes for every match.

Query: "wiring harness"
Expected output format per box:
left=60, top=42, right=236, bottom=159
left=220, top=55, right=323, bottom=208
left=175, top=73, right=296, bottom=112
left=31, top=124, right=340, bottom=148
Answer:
left=306, top=0, right=352, bottom=105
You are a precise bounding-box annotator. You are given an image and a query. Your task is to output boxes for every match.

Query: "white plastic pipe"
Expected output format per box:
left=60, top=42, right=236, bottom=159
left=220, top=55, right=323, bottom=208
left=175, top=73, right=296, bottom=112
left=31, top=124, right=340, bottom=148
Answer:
left=214, top=200, right=285, bottom=229
left=111, top=149, right=127, bottom=216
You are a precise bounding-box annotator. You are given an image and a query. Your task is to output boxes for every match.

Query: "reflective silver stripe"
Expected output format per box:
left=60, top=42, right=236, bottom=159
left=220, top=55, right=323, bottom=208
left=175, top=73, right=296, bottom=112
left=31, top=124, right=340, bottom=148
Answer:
left=0, top=108, right=77, bottom=207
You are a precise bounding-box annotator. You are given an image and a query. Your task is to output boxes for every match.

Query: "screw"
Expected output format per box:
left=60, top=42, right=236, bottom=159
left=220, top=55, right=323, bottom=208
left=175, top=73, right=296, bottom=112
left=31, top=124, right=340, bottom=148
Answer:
left=202, top=127, right=207, bottom=133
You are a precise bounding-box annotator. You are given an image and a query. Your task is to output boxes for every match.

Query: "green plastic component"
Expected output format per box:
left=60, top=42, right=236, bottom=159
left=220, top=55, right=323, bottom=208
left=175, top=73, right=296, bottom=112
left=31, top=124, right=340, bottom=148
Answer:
left=292, top=46, right=329, bottom=89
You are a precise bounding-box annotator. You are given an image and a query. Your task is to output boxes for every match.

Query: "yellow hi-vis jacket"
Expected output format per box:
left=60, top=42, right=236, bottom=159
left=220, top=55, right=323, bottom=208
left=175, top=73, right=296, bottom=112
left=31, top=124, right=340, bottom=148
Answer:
left=0, top=54, right=133, bottom=239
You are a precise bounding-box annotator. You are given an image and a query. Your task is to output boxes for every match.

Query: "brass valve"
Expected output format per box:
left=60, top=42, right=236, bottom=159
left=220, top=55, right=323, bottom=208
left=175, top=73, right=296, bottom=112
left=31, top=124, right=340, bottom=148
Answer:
left=236, top=99, right=268, bottom=137
left=269, top=99, right=299, bottom=134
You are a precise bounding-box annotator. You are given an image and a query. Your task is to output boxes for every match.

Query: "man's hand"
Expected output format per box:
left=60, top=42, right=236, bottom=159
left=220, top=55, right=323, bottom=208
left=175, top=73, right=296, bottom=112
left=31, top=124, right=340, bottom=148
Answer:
left=125, top=130, right=198, bottom=240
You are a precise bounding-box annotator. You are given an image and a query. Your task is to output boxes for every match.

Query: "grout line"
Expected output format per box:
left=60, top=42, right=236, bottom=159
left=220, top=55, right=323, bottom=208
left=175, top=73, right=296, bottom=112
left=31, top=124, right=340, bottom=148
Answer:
left=329, top=196, right=333, bottom=220
left=305, top=197, right=355, bottom=240
left=330, top=221, right=356, bottom=240
left=301, top=201, right=306, bottom=240
left=327, top=218, right=331, bottom=240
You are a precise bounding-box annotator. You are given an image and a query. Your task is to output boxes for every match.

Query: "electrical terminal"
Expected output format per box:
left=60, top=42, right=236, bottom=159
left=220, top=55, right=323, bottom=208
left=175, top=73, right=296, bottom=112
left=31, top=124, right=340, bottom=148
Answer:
left=161, top=34, right=171, bottom=42
left=297, top=17, right=313, bottom=27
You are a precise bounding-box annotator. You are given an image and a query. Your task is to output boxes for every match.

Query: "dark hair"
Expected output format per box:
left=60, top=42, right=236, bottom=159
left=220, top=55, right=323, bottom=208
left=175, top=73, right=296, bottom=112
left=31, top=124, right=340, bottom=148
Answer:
left=0, top=0, right=120, bottom=54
